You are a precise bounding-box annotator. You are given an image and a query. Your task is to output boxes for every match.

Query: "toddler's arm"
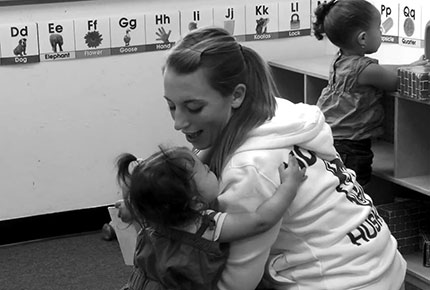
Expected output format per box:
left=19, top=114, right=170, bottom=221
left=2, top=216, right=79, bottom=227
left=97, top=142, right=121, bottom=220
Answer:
left=358, top=56, right=427, bottom=92
left=358, top=64, right=398, bottom=91
left=218, top=154, right=307, bottom=242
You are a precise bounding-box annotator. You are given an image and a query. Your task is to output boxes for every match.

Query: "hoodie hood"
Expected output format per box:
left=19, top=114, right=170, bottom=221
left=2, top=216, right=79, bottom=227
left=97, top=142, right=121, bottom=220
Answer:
left=236, top=98, right=337, bottom=160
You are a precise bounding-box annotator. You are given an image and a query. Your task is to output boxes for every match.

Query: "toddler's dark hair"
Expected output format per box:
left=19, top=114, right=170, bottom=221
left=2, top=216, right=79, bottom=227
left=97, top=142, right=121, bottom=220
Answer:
left=313, top=0, right=378, bottom=49
left=116, top=146, right=202, bottom=228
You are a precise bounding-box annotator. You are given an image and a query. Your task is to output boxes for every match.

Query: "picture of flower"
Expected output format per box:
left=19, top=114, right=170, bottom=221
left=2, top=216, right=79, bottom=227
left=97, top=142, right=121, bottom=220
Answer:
left=84, top=30, right=103, bottom=48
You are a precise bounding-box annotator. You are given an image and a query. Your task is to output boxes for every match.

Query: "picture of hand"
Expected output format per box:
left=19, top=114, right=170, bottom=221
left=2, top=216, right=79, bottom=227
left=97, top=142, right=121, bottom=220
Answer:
left=156, top=26, right=171, bottom=44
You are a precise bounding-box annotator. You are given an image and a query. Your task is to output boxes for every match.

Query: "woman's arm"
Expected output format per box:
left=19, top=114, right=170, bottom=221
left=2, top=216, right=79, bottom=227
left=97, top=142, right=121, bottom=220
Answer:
left=218, top=221, right=281, bottom=290
left=218, top=155, right=306, bottom=242
left=216, top=155, right=287, bottom=290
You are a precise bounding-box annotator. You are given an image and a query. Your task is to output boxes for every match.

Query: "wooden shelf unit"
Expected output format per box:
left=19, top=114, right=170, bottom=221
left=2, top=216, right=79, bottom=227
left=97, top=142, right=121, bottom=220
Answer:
left=404, top=252, right=430, bottom=290
left=270, top=56, right=330, bottom=105
left=268, top=56, right=430, bottom=196
left=268, top=56, right=430, bottom=289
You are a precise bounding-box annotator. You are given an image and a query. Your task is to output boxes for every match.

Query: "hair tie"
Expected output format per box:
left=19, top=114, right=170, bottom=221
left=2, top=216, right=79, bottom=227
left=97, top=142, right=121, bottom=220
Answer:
left=186, top=46, right=203, bottom=57
left=128, top=158, right=144, bottom=175
left=326, top=0, right=338, bottom=12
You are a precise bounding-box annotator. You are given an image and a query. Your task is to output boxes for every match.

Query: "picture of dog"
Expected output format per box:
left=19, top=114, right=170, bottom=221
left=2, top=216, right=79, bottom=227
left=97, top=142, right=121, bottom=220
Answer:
left=13, top=38, right=27, bottom=56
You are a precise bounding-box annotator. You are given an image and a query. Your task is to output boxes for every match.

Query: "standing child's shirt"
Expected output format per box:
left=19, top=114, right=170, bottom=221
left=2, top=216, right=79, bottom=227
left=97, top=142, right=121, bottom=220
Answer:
left=123, top=210, right=229, bottom=290
left=317, top=51, right=384, bottom=140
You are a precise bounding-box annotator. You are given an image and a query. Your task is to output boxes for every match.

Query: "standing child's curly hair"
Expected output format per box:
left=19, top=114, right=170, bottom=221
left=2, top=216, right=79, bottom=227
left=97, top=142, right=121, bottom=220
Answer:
left=313, top=0, right=378, bottom=49
left=116, top=146, right=203, bottom=228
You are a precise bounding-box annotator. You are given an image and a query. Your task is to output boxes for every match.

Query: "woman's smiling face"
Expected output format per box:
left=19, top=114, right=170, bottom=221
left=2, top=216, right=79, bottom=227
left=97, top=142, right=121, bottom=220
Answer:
left=163, top=67, right=235, bottom=150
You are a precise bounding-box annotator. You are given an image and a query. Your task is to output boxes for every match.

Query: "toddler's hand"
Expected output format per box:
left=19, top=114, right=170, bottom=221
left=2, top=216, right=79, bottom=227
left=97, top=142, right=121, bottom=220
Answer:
left=278, top=154, right=307, bottom=187
left=410, top=55, right=428, bottom=66
left=114, top=199, right=134, bottom=223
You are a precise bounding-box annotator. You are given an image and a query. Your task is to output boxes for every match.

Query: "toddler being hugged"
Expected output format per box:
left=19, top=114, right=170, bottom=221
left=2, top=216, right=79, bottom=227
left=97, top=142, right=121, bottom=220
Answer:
left=116, top=146, right=306, bottom=290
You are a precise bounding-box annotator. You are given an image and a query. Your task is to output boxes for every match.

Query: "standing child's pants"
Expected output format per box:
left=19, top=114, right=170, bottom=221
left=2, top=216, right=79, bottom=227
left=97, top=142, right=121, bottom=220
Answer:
left=334, top=138, right=373, bottom=186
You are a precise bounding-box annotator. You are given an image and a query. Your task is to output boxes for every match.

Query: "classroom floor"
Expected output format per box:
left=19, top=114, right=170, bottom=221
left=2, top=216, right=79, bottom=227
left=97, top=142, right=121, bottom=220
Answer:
left=0, top=231, right=132, bottom=290
left=1, top=230, right=423, bottom=290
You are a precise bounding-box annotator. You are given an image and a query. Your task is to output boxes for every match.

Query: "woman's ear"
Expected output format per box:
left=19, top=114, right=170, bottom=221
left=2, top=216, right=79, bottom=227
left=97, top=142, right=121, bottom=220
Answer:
left=357, top=31, right=367, bottom=48
left=231, top=83, right=246, bottom=109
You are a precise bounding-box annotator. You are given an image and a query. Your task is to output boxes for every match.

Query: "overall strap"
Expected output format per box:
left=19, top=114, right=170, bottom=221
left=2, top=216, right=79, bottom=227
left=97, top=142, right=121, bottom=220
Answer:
left=195, top=211, right=217, bottom=237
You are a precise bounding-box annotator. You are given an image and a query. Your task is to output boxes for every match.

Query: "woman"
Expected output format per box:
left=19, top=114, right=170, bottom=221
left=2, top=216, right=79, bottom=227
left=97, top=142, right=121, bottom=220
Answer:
left=162, top=27, right=406, bottom=290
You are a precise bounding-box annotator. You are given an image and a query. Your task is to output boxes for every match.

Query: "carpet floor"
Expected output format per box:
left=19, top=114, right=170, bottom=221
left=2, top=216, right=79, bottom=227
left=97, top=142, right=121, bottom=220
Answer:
left=0, top=231, right=132, bottom=290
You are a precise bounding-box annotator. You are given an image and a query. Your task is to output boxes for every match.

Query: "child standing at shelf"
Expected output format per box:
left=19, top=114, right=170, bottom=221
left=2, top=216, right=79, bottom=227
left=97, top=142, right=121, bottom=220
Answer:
left=313, top=0, right=424, bottom=187
left=116, top=146, right=306, bottom=290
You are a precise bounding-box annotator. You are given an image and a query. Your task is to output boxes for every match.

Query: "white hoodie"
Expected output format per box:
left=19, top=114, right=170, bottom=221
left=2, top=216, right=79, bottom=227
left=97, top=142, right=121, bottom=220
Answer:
left=216, top=98, right=405, bottom=290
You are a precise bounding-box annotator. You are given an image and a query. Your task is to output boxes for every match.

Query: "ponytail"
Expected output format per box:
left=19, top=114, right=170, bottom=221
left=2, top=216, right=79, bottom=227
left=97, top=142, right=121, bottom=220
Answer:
left=208, top=45, right=277, bottom=176
left=313, top=0, right=377, bottom=49
left=116, top=153, right=137, bottom=187
left=313, top=0, right=337, bottom=40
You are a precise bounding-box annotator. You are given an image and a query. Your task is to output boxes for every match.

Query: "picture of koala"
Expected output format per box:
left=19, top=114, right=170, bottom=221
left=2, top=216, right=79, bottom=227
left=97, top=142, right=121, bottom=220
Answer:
left=256, top=18, right=269, bottom=34
left=13, top=38, right=27, bottom=56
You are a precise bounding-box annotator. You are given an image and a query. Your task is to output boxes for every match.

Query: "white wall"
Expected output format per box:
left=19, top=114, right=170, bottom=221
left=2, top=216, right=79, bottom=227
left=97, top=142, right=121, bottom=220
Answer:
left=0, top=0, right=331, bottom=220
left=325, top=41, right=424, bottom=64
left=1, top=0, right=425, bottom=220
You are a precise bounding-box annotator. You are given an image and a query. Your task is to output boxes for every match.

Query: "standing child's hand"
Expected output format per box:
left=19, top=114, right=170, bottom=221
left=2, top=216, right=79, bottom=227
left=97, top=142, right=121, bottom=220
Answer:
left=408, top=54, right=428, bottom=66
left=278, top=154, right=307, bottom=191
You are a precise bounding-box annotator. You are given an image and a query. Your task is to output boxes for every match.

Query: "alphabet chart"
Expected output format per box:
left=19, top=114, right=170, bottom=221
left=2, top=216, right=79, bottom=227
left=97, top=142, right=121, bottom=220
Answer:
left=110, top=15, right=146, bottom=55
left=373, top=0, right=400, bottom=44
left=180, top=7, right=213, bottom=37
left=399, top=1, right=422, bottom=47
left=1, top=1, right=429, bottom=65
left=279, top=0, right=312, bottom=38
left=74, top=17, right=112, bottom=59
left=145, top=10, right=180, bottom=52
left=38, top=20, right=76, bottom=61
left=0, top=22, right=39, bottom=65
left=245, top=2, right=279, bottom=41
left=213, top=5, right=246, bottom=41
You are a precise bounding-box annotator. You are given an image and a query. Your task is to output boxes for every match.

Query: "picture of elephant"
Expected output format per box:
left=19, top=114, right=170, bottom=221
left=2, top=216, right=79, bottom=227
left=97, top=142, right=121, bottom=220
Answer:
left=49, top=33, right=63, bottom=53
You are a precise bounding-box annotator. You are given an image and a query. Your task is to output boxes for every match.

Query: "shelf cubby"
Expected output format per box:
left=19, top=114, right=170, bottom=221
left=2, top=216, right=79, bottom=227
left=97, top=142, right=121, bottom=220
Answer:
left=268, top=56, right=430, bottom=289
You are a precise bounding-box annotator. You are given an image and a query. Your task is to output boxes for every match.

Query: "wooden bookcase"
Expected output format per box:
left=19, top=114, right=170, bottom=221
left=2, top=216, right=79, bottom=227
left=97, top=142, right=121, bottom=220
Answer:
left=268, top=55, right=430, bottom=290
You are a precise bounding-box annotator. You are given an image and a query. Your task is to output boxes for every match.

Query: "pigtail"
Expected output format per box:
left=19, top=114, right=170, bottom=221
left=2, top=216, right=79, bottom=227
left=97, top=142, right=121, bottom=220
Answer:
left=116, top=153, right=137, bottom=187
left=117, top=147, right=202, bottom=228
left=313, top=0, right=337, bottom=40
